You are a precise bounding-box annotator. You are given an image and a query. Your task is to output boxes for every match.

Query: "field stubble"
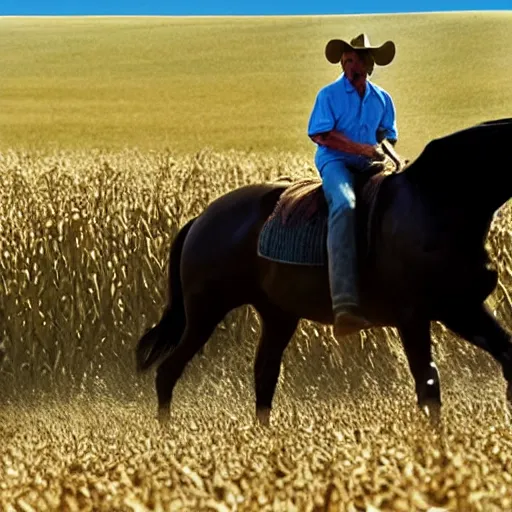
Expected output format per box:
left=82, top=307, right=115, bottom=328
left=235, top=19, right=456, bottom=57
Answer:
left=1, top=148, right=512, bottom=510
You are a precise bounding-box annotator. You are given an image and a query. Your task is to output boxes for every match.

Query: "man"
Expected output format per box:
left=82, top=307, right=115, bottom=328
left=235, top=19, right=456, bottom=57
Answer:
left=307, top=33, right=398, bottom=337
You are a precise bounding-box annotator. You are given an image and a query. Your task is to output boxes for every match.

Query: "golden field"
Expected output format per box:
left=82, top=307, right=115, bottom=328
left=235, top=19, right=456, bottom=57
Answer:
left=1, top=148, right=512, bottom=511
left=1, top=12, right=511, bottom=158
left=0, top=11, right=512, bottom=511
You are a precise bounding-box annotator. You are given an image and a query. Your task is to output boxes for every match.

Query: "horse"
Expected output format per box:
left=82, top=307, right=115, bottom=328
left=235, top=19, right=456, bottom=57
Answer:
left=136, top=118, right=512, bottom=427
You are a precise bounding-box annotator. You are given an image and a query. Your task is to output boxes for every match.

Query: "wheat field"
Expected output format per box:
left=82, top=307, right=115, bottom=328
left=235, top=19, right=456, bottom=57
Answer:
left=1, top=11, right=512, bottom=512
left=1, top=148, right=512, bottom=511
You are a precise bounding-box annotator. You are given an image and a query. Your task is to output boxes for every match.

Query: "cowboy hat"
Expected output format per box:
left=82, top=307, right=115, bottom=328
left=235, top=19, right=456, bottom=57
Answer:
left=325, top=33, right=396, bottom=66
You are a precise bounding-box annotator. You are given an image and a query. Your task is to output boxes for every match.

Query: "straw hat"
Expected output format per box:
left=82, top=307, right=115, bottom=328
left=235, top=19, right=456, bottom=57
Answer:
left=325, top=33, right=396, bottom=66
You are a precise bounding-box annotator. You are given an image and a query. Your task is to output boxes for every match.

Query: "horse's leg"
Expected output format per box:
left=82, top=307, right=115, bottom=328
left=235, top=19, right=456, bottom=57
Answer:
left=253, top=301, right=299, bottom=427
left=397, top=318, right=441, bottom=423
left=155, top=295, right=229, bottom=424
left=440, top=303, right=512, bottom=404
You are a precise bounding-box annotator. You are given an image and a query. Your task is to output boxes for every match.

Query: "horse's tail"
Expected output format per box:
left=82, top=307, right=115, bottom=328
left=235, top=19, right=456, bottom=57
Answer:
left=135, top=216, right=197, bottom=373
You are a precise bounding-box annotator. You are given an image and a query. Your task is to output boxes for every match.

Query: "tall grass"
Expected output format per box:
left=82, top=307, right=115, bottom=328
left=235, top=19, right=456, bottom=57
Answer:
left=0, top=148, right=511, bottom=406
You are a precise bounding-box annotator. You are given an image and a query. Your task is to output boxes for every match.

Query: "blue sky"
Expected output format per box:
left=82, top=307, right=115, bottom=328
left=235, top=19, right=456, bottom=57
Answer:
left=1, top=0, right=510, bottom=15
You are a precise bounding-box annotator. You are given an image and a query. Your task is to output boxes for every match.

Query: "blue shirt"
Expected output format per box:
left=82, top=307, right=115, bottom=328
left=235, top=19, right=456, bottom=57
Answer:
left=308, top=73, right=398, bottom=172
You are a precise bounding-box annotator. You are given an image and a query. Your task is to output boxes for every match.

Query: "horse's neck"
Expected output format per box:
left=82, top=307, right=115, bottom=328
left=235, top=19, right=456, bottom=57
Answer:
left=403, top=170, right=495, bottom=253
left=404, top=142, right=509, bottom=225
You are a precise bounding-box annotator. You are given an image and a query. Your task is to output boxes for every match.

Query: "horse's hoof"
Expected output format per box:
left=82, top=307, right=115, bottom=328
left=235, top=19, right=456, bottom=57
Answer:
left=256, top=407, right=271, bottom=427
left=420, top=399, right=441, bottom=428
left=157, top=407, right=171, bottom=426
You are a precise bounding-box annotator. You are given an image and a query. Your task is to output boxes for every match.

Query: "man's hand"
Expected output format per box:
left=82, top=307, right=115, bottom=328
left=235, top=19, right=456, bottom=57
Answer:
left=373, top=145, right=386, bottom=161
left=312, top=131, right=386, bottom=161
left=361, top=144, right=386, bottom=161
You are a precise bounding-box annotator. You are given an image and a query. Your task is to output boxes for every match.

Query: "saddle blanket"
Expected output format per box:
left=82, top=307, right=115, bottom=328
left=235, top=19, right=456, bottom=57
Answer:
left=258, top=210, right=328, bottom=266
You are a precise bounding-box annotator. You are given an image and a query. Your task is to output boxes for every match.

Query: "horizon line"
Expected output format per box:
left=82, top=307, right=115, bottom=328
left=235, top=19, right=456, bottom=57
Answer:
left=1, top=9, right=509, bottom=18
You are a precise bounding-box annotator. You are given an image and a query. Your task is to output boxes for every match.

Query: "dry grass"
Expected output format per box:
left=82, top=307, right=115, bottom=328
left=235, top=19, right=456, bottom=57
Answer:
left=1, top=147, right=509, bottom=401
left=0, top=148, right=321, bottom=400
left=1, top=148, right=512, bottom=510
left=1, top=398, right=512, bottom=511
left=1, top=12, right=511, bottom=158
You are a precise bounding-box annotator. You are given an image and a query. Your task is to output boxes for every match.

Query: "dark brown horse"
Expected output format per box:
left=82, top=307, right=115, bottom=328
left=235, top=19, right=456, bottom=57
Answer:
left=136, top=118, right=512, bottom=426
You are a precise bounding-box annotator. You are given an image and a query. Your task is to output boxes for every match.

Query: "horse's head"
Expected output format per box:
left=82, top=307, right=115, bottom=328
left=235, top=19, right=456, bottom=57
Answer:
left=408, top=118, right=512, bottom=212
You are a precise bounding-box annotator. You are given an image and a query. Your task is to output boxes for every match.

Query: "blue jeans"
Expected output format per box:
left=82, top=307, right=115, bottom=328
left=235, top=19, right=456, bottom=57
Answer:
left=318, top=157, right=366, bottom=313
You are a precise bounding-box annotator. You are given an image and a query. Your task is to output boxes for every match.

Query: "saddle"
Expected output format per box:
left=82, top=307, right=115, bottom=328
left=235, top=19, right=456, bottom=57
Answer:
left=258, top=152, right=404, bottom=266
